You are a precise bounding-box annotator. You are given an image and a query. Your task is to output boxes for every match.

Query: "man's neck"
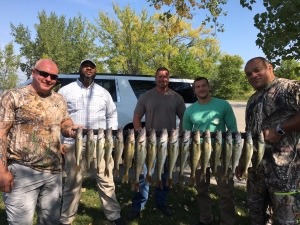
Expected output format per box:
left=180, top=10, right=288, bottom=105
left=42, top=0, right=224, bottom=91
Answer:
left=155, top=86, right=169, bottom=94
left=197, top=95, right=211, bottom=104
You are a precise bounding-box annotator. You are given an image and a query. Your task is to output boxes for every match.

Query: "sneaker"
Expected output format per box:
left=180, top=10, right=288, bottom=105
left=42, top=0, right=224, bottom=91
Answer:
left=127, top=210, right=141, bottom=220
left=112, top=217, right=126, bottom=225
left=157, top=205, right=174, bottom=216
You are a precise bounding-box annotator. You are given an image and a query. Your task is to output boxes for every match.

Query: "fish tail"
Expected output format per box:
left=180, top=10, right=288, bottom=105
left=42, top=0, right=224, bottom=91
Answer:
left=122, top=173, right=128, bottom=184
left=189, top=176, right=195, bottom=187
left=146, top=174, right=152, bottom=183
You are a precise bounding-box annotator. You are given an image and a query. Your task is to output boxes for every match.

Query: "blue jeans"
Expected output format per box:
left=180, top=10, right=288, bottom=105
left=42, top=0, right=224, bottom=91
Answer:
left=131, top=163, right=169, bottom=212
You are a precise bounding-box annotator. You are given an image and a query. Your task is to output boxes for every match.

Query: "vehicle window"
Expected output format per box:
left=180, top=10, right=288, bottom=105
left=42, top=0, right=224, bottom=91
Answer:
left=94, top=79, right=117, bottom=102
left=129, top=80, right=197, bottom=103
left=128, top=80, right=156, bottom=99
left=169, top=82, right=197, bottom=103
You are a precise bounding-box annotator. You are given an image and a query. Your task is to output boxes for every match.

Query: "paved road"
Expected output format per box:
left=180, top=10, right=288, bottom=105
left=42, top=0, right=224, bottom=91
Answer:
left=228, top=101, right=246, bottom=132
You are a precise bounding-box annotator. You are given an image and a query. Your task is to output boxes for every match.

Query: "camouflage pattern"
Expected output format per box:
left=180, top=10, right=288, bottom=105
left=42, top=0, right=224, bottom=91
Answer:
left=246, top=78, right=300, bottom=224
left=0, top=86, right=70, bottom=173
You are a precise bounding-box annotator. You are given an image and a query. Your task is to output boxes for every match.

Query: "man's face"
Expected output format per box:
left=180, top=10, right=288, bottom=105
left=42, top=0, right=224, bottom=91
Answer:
left=155, top=70, right=169, bottom=89
left=32, top=64, right=58, bottom=95
left=244, top=59, right=274, bottom=90
left=194, top=79, right=211, bottom=99
left=79, top=61, right=96, bottom=80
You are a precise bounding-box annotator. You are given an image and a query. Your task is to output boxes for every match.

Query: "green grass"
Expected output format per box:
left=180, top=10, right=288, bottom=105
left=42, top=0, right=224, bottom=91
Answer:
left=0, top=177, right=250, bottom=225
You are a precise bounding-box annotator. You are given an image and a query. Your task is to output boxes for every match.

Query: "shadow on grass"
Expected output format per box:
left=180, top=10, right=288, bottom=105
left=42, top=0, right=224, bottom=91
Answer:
left=0, top=178, right=250, bottom=225
left=78, top=177, right=250, bottom=225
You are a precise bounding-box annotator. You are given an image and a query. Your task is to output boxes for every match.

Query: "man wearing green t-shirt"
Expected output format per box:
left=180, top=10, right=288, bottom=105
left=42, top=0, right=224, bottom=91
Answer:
left=183, top=77, right=238, bottom=225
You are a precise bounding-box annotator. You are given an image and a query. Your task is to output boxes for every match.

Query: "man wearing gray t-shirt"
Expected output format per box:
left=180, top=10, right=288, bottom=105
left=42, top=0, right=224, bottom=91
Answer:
left=127, top=67, right=186, bottom=220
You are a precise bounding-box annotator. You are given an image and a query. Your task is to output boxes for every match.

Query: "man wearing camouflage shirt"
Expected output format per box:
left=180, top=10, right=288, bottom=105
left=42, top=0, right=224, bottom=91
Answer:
left=237, top=57, right=300, bottom=224
left=0, top=59, right=78, bottom=225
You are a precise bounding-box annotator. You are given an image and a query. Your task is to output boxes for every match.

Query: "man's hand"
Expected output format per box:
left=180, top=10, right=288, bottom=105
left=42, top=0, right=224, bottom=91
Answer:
left=263, top=127, right=282, bottom=144
left=0, top=169, right=14, bottom=193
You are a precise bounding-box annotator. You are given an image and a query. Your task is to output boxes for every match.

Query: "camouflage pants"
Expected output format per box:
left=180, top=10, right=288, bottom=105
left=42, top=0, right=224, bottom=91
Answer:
left=247, top=153, right=300, bottom=225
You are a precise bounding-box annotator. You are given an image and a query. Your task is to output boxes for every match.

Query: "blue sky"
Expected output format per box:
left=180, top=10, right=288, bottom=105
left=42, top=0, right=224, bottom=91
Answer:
left=0, top=0, right=265, bottom=81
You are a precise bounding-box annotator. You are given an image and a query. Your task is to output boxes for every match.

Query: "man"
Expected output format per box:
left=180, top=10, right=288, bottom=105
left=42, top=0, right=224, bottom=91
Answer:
left=183, top=77, right=237, bottom=225
left=127, top=67, right=186, bottom=220
left=0, top=59, right=77, bottom=225
left=236, top=57, right=300, bottom=224
left=58, top=59, right=125, bottom=225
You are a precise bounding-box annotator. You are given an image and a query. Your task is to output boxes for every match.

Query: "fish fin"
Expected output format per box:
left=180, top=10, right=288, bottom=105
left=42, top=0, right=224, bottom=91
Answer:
left=121, top=174, right=128, bottom=184
left=146, top=174, right=152, bottom=184
left=189, top=176, right=195, bottom=187
left=168, top=179, right=173, bottom=188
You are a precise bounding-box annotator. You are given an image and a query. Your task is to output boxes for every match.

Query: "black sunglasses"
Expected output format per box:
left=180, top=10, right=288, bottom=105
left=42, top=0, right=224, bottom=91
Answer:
left=34, top=68, right=58, bottom=80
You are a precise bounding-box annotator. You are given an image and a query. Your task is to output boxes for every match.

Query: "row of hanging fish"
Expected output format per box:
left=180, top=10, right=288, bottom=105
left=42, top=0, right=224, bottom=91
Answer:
left=74, top=127, right=265, bottom=189
left=75, top=127, right=124, bottom=177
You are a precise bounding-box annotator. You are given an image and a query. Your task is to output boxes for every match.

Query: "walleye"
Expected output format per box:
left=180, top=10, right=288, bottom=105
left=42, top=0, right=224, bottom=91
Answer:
left=86, top=128, right=95, bottom=172
left=210, top=130, right=222, bottom=176
left=122, top=129, right=135, bottom=184
left=189, top=130, right=201, bottom=187
left=178, top=130, right=191, bottom=186
left=113, top=128, right=124, bottom=177
left=199, top=130, right=212, bottom=182
left=96, top=128, right=105, bottom=174
left=231, top=132, right=243, bottom=179
left=221, top=130, right=233, bottom=182
left=133, top=127, right=147, bottom=191
left=252, top=131, right=265, bottom=169
left=146, top=129, right=157, bottom=183
left=75, top=127, right=83, bottom=167
left=167, top=128, right=179, bottom=188
left=239, top=131, right=253, bottom=179
left=104, top=127, right=114, bottom=177
left=156, top=128, right=168, bottom=189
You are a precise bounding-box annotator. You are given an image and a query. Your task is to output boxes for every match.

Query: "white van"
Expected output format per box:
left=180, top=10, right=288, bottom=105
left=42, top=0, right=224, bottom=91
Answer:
left=21, top=74, right=197, bottom=130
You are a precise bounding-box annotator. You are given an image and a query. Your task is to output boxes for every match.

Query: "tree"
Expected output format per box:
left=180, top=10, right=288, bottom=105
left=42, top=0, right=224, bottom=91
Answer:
left=146, top=0, right=228, bottom=33
left=148, top=0, right=300, bottom=65
left=213, top=55, right=250, bottom=99
left=0, top=42, right=20, bottom=91
left=10, top=11, right=95, bottom=79
left=275, top=59, right=300, bottom=80
left=240, top=0, right=300, bottom=65
left=92, top=4, right=158, bottom=74
left=92, top=4, right=220, bottom=75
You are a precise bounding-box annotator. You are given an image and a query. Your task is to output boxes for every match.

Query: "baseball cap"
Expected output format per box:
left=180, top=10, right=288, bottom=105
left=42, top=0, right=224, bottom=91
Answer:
left=80, top=59, right=96, bottom=67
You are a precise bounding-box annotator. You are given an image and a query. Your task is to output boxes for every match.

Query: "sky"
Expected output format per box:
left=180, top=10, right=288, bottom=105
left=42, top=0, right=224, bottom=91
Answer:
left=0, top=0, right=266, bottom=82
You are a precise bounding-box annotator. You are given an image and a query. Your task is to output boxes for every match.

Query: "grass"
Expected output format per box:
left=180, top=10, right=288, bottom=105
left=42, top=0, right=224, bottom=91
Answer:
left=0, top=176, right=250, bottom=225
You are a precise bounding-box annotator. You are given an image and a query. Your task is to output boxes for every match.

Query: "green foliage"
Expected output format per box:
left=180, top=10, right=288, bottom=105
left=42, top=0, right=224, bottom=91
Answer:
left=240, top=0, right=300, bottom=65
left=146, top=0, right=228, bottom=34
left=275, top=59, right=300, bottom=80
left=92, top=4, right=221, bottom=75
left=10, top=11, right=95, bottom=78
left=213, top=55, right=251, bottom=100
left=0, top=42, right=20, bottom=90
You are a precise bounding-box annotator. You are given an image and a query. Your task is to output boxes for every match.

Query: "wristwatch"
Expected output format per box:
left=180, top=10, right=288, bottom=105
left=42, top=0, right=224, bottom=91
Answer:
left=276, top=124, right=285, bottom=135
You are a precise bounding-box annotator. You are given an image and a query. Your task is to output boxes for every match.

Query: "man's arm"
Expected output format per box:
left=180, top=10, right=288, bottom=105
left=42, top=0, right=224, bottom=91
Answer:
left=264, top=112, right=300, bottom=144
left=133, top=113, right=142, bottom=131
left=0, top=121, right=14, bottom=192
left=61, top=118, right=78, bottom=138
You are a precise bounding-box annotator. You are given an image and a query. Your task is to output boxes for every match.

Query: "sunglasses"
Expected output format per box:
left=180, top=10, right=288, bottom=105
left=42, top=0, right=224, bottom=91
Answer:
left=34, top=68, right=58, bottom=80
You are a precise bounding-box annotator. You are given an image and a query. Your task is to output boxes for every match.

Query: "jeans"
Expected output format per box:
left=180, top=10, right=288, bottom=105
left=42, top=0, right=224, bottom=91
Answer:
left=3, top=162, right=62, bottom=225
left=131, top=162, right=169, bottom=212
